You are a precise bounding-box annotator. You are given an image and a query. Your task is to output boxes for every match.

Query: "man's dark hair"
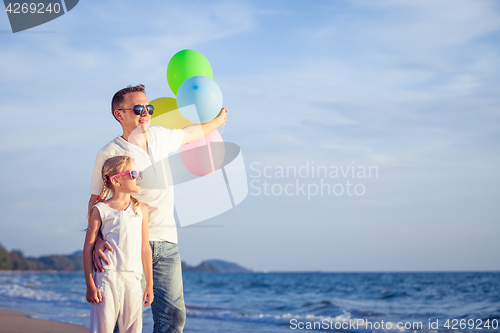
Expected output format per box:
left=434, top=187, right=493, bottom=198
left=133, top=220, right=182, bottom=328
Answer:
left=111, top=84, right=146, bottom=121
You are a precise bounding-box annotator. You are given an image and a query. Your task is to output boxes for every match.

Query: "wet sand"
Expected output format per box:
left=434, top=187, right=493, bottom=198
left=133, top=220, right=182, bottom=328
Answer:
left=0, top=309, right=87, bottom=333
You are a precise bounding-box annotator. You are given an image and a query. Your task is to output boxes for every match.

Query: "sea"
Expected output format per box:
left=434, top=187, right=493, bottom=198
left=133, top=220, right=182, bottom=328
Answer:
left=0, top=272, right=499, bottom=333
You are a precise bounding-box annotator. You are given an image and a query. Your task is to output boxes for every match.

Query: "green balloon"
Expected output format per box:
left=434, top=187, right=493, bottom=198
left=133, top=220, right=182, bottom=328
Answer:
left=167, top=49, right=213, bottom=95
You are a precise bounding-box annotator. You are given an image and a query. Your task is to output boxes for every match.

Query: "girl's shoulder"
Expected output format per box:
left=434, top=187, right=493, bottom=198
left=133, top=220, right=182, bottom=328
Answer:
left=93, top=201, right=108, bottom=210
left=96, top=199, right=132, bottom=212
left=91, top=201, right=107, bottom=216
left=88, top=203, right=104, bottom=223
left=93, top=201, right=125, bottom=215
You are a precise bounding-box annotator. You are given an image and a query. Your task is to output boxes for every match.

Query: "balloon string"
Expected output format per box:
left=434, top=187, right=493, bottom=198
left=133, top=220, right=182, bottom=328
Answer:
left=207, top=141, right=215, bottom=173
left=218, top=123, right=225, bottom=134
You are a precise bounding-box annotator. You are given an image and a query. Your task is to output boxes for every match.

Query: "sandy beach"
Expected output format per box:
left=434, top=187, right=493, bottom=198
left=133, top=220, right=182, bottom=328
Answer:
left=0, top=310, right=87, bottom=333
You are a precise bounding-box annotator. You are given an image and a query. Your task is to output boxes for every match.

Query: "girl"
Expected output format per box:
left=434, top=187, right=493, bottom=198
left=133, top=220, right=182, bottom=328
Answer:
left=83, top=155, right=154, bottom=333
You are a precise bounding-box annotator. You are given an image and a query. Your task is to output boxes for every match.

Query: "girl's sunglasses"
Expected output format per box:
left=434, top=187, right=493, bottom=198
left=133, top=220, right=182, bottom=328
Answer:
left=108, top=170, right=143, bottom=182
left=117, top=104, right=154, bottom=116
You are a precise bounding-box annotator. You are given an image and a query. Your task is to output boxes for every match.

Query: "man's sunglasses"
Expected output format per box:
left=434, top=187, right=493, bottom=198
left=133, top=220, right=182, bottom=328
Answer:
left=108, top=170, right=143, bottom=182
left=117, top=104, right=154, bottom=116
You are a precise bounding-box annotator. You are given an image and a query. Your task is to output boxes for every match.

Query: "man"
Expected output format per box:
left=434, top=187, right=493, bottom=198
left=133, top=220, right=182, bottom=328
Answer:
left=88, top=84, right=227, bottom=333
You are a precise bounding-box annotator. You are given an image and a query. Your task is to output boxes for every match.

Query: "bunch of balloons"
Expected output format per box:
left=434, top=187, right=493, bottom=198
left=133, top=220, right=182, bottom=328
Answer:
left=150, top=49, right=225, bottom=177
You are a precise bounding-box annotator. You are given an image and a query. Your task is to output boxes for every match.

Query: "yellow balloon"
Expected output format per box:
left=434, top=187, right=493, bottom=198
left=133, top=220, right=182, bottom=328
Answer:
left=151, top=97, right=177, bottom=118
left=150, top=97, right=193, bottom=129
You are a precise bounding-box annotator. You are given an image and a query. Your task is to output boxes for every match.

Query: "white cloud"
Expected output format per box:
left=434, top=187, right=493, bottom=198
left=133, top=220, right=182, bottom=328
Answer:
left=355, top=0, right=500, bottom=47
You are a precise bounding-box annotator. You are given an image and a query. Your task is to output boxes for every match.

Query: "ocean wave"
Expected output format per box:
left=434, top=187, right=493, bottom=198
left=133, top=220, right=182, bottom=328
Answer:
left=247, top=281, right=272, bottom=288
left=379, top=290, right=411, bottom=299
left=185, top=308, right=436, bottom=332
left=0, top=283, right=69, bottom=302
left=350, top=309, right=386, bottom=317
left=186, top=308, right=352, bottom=327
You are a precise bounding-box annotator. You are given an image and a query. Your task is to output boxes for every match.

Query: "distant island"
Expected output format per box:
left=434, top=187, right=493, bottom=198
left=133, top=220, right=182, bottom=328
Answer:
left=0, top=244, right=251, bottom=273
left=182, top=259, right=252, bottom=273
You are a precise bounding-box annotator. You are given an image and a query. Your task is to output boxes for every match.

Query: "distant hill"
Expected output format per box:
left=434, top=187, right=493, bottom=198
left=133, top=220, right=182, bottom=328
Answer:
left=0, top=244, right=251, bottom=273
left=182, top=259, right=252, bottom=273
left=0, top=245, right=83, bottom=271
left=205, top=259, right=252, bottom=273
left=38, top=251, right=84, bottom=271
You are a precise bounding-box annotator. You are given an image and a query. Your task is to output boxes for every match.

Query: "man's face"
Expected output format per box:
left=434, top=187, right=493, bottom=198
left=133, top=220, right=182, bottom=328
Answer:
left=116, top=92, right=151, bottom=133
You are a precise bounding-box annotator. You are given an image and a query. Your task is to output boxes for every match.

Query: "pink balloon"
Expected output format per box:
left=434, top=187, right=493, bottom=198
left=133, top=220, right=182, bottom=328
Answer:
left=181, top=130, right=225, bottom=177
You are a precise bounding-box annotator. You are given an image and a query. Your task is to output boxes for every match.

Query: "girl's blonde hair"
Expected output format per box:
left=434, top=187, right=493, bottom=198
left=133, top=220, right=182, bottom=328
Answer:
left=88, top=155, right=140, bottom=219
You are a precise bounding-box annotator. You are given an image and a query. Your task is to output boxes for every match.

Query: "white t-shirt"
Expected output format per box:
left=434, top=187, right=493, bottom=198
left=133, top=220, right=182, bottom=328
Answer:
left=89, top=126, right=185, bottom=243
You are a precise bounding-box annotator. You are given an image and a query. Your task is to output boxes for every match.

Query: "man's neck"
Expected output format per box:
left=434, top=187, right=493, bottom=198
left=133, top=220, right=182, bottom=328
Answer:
left=122, top=128, right=149, bottom=153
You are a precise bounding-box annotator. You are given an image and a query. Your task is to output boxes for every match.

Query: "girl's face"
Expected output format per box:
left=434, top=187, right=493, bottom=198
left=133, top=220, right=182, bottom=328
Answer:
left=113, top=160, right=141, bottom=194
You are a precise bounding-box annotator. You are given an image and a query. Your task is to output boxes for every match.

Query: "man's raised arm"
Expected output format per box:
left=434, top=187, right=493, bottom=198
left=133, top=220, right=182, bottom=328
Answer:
left=181, top=108, right=227, bottom=145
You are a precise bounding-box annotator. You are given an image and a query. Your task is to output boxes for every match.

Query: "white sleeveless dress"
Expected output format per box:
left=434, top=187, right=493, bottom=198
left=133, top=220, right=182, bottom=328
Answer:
left=90, top=202, right=144, bottom=333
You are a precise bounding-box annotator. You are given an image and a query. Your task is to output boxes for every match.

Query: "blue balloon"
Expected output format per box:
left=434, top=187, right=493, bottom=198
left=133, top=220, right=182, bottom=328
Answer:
left=176, top=76, right=223, bottom=124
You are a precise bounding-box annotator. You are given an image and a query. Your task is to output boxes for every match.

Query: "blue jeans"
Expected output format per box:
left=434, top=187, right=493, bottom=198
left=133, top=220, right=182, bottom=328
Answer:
left=150, top=241, right=186, bottom=333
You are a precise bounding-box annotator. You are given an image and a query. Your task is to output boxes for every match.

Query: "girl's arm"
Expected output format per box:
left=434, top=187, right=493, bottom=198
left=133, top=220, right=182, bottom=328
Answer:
left=140, top=203, right=154, bottom=306
left=88, top=194, right=113, bottom=273
left=83, top=207, right=103, bottom=304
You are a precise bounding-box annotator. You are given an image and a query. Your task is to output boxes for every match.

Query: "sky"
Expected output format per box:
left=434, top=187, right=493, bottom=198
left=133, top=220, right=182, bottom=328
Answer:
left=0, top=0, right=499, bottom=272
